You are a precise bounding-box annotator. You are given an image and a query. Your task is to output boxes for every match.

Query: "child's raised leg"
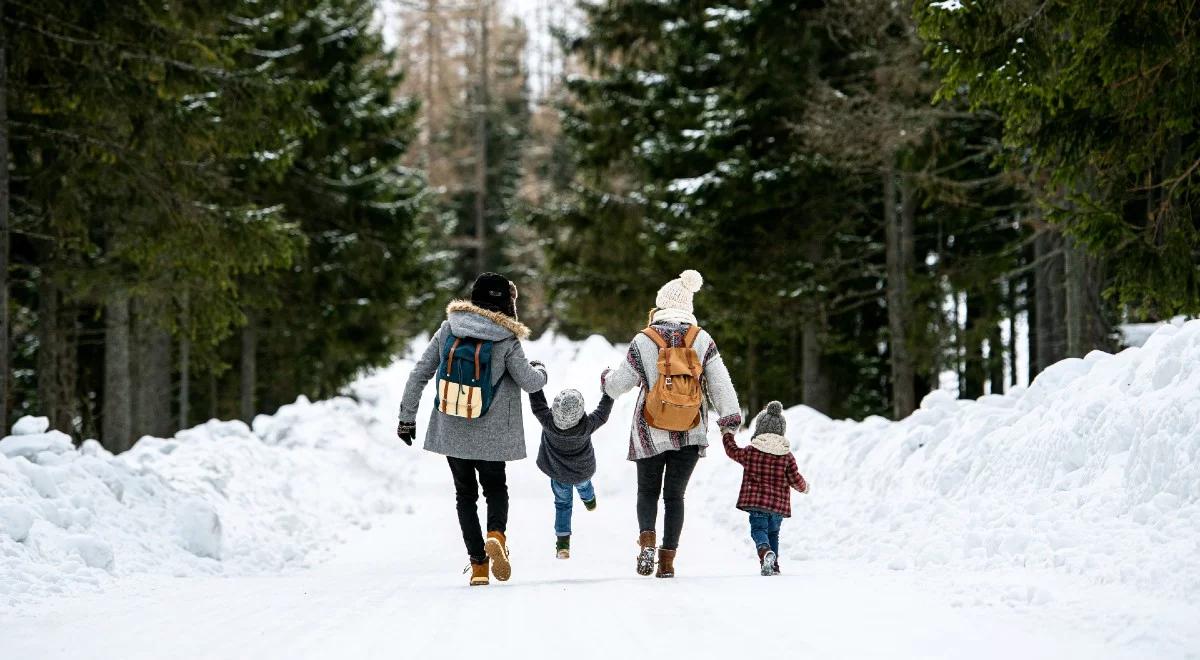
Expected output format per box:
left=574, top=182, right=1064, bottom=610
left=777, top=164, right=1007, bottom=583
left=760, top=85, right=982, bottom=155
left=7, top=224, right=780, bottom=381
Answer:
left=767, top=513, right=783, bottom=575
left=577, top=479, right=597, bottom=511
left=767, top=514, right=782, bottom=557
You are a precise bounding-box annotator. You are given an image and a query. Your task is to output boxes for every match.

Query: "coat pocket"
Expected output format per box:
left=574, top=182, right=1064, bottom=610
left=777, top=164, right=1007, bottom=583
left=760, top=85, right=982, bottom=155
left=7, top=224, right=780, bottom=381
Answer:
left=437, top=378, right=484, bottom=419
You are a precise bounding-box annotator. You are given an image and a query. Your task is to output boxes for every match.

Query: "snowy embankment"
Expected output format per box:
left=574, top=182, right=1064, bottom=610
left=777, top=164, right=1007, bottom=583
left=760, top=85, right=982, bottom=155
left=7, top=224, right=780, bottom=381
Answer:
left=705, top=320, right=1200, bottom=606
left=0, top=372, right=411, bottom=611
left=3, top=321, right=1200, bottom=627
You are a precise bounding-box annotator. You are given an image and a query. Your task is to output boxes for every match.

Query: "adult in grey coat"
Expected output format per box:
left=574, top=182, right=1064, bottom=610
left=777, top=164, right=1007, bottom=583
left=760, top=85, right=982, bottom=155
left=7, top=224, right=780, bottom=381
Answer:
left=397, top=273, right=547, bottom=585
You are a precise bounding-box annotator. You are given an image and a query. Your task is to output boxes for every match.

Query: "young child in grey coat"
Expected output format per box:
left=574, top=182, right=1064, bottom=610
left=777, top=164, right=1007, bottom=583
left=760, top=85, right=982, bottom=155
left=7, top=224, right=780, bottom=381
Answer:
left=528, top=370, right=614, bottom=558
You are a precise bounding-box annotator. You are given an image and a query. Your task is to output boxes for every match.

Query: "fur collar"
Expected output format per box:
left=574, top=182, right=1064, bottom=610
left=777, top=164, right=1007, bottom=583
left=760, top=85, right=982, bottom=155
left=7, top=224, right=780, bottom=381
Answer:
left=750, top=433, right=790, bottom=456
left=446, top=300, right=531, bottom=339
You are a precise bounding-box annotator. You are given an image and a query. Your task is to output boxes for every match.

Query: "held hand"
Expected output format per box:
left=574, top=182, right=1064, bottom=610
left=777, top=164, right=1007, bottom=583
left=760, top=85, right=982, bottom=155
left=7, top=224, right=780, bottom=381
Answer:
left=529, top=360, right=547, bottom=378
left=396, top=421, right=416, bottom=446
left=601, top=368, right=611, bottom=390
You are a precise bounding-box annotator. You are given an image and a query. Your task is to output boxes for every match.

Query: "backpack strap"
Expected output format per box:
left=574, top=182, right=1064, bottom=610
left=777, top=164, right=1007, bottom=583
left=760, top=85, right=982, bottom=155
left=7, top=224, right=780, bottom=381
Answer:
left=473, top=340, right=483, bottom=382
left=641, top=327, right=668, bottom=349
left=683, top=325, right=701, bottom=348
left=445, top=337, right=462, bottom=377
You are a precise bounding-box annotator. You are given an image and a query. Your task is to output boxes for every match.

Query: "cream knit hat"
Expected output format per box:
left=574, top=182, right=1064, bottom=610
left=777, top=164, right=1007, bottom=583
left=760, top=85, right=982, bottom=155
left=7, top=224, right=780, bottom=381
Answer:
left=655, top=270, right=704, bottom=314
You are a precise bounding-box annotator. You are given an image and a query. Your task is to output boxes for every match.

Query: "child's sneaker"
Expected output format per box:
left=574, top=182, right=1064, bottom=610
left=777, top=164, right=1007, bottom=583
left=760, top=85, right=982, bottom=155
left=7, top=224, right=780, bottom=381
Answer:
left=583, top=497, right=597, bottom=511
left=556, top=536, right=570, bottom=559
left=757, top=545, right=777, bottom=577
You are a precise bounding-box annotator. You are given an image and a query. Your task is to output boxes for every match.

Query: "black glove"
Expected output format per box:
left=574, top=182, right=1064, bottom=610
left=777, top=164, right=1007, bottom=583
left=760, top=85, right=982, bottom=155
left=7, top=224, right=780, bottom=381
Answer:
left=397, top=421, right=416, bottom=446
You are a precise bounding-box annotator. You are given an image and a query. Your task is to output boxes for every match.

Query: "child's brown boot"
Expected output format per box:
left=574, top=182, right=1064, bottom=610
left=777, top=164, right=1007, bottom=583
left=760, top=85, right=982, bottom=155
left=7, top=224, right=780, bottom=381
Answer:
left=636, top=530, right=656, bottom=576
left=656, top=548, right=676, bottom=578
left=485, top=531, right=511, bottom=581
left=556, top=535, right=570, bottom=559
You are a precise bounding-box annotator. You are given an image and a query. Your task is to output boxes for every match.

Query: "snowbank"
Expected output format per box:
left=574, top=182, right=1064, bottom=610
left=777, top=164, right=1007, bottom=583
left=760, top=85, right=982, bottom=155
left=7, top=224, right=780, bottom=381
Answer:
left=0, top=377, right=412, bottom=612
left=707, top=320, right=1200, bottom=604
left=4, top=319, right=1200, bottom=619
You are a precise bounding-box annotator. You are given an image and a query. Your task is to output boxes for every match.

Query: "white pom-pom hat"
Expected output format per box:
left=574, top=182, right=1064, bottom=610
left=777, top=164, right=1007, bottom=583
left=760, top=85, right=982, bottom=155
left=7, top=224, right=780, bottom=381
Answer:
left=655, top=269, right=704, bottom=314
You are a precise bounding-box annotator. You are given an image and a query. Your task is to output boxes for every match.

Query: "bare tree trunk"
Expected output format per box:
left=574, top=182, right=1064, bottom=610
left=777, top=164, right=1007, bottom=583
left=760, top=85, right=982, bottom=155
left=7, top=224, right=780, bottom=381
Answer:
left=37, top=274, right=60, bottom=425
left=179, top=337, right=190, bottom=430
left=1006, top=279, right=1019, bottom=389
left=885, top=166, right=916, bottom=418
left=1063, top=237, right=1084, bottom=358
left=988, top=304, right=1005, bottom=395
left=745, top=334, right=759, bottom=417
left=1026, top=240, right=1039, bottom=379
left=424, top=0, right=438, bottom=168
left=473, top=0, right=490, bottom=274
left=209, top=371, right=218, bottom=421
left=133, top=306, right=172, bottom=438
left=0, top=0, right=9, bottom=429
left=962, top=292, right=985, bottom=398
left=800, top=310, right=832, bottom=415
left=240, top=314, right=257, bottom=421
left=54, top=302, right=76, bottom=434
left=103, top=291, right=133, bottom=452
left=1034, top=230, right=1066, bottom=372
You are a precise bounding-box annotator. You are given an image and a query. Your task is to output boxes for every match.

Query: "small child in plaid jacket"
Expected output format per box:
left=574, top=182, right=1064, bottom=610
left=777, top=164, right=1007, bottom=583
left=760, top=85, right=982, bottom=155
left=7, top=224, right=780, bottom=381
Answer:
left=722, top=400, right=809, bottom=576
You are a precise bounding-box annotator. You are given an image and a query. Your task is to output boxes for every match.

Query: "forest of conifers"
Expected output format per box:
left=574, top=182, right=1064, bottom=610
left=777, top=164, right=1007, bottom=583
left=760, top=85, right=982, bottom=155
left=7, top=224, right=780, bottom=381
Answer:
left=2, top=0, right=1198, bottom=452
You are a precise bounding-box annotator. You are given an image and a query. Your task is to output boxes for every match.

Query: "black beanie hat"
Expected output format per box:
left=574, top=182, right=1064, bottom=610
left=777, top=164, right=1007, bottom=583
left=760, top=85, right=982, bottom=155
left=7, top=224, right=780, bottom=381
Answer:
left=470, top=272, right=518, bottom=319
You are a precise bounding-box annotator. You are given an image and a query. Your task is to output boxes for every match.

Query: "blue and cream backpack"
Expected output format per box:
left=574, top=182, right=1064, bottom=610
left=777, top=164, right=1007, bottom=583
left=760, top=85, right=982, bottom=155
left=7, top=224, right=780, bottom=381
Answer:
left=434, top=332, right=496, bottom=419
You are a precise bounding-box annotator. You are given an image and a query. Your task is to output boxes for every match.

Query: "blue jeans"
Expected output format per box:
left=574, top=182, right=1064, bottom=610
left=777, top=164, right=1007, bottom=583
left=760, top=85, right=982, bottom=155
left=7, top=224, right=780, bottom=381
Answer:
left=749, top=511, right=783, bottom=556
left=551, top=479, right=595, bottom=537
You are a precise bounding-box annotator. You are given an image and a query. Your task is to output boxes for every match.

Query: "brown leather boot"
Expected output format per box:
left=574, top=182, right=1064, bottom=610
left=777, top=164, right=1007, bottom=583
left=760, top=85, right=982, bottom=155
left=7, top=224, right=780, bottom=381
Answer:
left=485, top=531, right=511, bottom=581
left=636, top=531, right=656, bottom=576
left=656, top=548, right=676, bottom=578
left=468, top=559, right=489, bottom=586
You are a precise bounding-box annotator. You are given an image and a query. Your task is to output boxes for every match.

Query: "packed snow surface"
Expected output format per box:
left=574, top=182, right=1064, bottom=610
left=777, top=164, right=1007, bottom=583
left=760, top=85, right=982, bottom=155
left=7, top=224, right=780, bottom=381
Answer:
left=4, top=323, right=1200, bottom=658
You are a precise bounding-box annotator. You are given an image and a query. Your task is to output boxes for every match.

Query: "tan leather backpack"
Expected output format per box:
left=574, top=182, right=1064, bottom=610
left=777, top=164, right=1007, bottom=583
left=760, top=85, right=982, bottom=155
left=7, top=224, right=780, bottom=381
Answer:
left=641, top=325, right=704, bottom=431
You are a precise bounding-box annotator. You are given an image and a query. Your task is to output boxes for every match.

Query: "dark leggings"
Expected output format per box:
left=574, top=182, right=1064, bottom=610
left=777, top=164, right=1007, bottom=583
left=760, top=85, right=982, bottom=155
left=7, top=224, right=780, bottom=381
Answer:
left=635, top=445, right=701, bottom=550
left=447, top=457, right=508, bottom=562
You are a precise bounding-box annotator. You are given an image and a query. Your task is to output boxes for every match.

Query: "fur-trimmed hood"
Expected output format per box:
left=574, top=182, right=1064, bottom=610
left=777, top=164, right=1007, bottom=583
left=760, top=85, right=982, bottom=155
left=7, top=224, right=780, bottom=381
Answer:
left=749, top=433, right=790, bottom=456
left=446, top=300, right=531, bottom=340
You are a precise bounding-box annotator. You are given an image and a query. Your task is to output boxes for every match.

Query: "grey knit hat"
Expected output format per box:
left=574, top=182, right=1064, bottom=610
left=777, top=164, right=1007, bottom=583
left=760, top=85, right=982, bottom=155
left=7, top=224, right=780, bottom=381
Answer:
left=752, top=401, right=786, bottom=438
left=552, top=389, right=585, bottom=430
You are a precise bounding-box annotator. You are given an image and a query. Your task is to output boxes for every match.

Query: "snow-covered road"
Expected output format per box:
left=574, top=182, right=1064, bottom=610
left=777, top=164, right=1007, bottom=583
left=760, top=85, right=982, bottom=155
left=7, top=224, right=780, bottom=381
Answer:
left=6, top=328, right=1200, bottom=658
left=2, top=445, right=1154, bottom=660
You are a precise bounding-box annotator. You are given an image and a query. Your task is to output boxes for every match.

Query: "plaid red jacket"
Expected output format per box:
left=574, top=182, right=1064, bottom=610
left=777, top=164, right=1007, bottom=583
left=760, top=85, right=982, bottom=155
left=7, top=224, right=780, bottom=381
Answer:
left=722, top=433, right=808, bottom=517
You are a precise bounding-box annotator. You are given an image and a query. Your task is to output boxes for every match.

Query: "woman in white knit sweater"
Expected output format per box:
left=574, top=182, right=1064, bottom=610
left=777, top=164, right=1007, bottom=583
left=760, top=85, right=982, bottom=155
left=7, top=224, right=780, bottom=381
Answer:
left=603, top=269, right=742, bottom=578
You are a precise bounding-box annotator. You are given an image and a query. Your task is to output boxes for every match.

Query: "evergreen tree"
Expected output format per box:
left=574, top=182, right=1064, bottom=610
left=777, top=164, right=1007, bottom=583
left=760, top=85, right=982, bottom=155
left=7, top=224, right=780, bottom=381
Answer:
left=917, top=0, right=1200, bottom=318
left=237, top=0, right=438, bottom=412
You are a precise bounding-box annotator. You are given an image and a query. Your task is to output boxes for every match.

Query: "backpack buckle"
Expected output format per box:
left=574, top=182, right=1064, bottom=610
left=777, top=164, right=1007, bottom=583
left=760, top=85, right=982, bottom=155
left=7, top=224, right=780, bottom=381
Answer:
left=665, top=376, right=673, bottom=386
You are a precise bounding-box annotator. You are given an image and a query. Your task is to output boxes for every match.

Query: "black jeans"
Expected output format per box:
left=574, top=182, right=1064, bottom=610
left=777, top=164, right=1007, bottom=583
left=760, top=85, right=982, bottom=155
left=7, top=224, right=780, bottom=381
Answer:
left=635, top=445, right=701, bottom=550
left=447, top=457, right=508, bottom=562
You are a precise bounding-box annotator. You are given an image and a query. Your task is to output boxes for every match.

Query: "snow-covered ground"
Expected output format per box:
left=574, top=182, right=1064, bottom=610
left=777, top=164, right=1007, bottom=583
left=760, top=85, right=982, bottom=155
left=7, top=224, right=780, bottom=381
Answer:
left=3, top=325, right=1200, bottom=658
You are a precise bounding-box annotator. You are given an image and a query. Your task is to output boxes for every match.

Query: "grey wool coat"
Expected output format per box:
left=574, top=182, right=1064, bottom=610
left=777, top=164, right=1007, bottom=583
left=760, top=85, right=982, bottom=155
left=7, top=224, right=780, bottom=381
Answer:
left=398, top=300, right=548, bottom=462
left=529, top=390, right=614, bottom=484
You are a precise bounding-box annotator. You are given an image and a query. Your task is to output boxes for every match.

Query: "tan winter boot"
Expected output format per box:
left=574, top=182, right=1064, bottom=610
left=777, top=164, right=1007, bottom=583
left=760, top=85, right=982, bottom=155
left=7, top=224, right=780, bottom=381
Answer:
left=636, top=531, right=656, bottom=576
left=656, top=548, right=676, bottom=578
left=485, top=531, right=511, bottom=581
left=468, top=559, right=489, bottom=586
